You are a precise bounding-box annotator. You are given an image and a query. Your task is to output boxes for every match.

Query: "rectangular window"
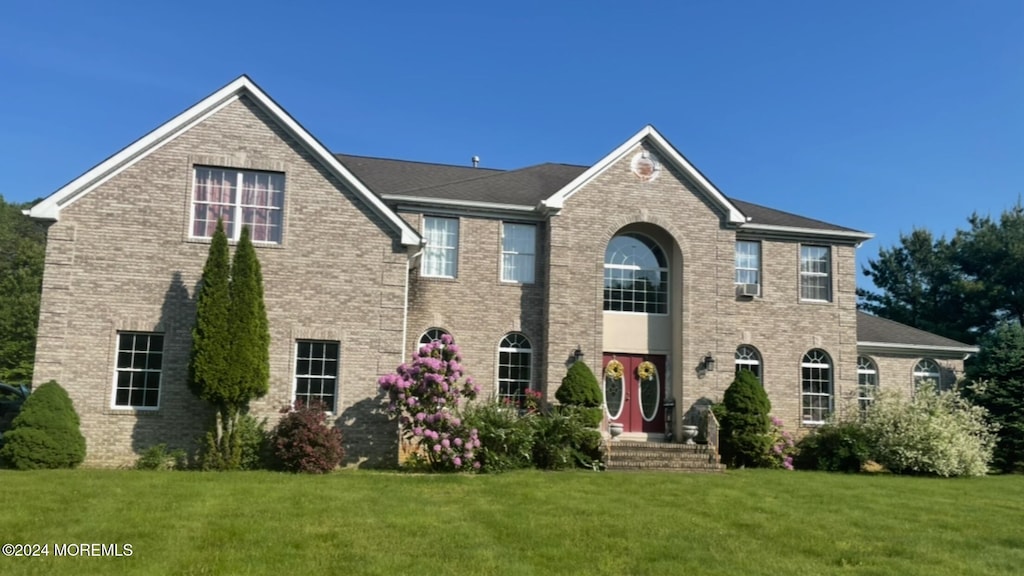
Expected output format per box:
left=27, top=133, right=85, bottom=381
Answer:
left=294, top=340, right=340, bottom=412
left=501, top=222, right=536, bottom=283
left=421, top=216, right=459, bottom=278
left=113, top=332, right=163, bottom=409
left=735, top=240, right=761, bottom=294
left=800, top=245, right=831, bottom=301
left=192, top=167, right=284, bottom=244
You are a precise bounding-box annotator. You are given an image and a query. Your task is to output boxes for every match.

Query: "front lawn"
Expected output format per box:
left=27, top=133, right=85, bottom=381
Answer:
left=1, top=469, right=1021, bottom=575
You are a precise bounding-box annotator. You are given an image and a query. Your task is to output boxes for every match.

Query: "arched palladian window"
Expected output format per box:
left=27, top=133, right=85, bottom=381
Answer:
left=735, top=345, right=763, bottom=385
left=497, top=333, right=532, bottom=404
left=801, top=349, right=833, bottom=425
left=603, top=233, right=668, bottom=314
left=913, top=358, right=943, bottom=392
left=857, top=356, right=878, bottom=412
left=419, top=328, right=452, bottom=348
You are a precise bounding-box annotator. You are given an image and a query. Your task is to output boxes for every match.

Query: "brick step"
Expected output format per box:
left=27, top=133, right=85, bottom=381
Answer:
left=603, top=440, right=725, bottom=473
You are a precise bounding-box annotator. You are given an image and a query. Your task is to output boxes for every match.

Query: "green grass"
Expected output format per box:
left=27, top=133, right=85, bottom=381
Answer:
left=1, top=469, right=1022, bottom=575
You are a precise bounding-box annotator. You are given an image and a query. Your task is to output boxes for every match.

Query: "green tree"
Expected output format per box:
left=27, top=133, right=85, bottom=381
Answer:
left=0, top=380, right=86, bottom=469
left=227, top=226, right=270, bottom=404
left=555, top=360, right=603, bottom=427
left=963, top=322, right=1024, bottom=472
left=719, top=370, right=772, bottom=468
left=955, top=205, right=1024, bottom=330
left=0, top=195, right=46, bottom=384
left=189, top=220, right=242, bottom=468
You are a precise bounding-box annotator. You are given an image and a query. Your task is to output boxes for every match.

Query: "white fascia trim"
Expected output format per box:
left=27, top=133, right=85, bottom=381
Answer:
left=27, top=76, right=422, bottom=247
left=381, top=194, right=536, bottom=213
left=858, top=341, right=980, bottom=356
left=540, top=125, right=746, bottom=224
left=739, top=223, right=875, bottom=243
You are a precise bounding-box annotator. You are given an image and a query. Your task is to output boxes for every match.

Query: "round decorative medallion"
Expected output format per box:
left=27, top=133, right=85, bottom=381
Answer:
left=630, top=151, right=661, bottom=182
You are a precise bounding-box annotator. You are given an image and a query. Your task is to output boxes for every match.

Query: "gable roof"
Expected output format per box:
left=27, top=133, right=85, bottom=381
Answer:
left=27, top=76, right=422, bottom=246
left=540, top=125, right=747, bottom=224
left=857, top=311, right=979, bottom=356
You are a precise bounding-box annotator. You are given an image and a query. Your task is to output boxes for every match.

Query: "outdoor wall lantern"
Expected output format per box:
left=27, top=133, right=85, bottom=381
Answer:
left=700, top=352, right=716, bottom=373
left=572, top=346, right=585, bottom=362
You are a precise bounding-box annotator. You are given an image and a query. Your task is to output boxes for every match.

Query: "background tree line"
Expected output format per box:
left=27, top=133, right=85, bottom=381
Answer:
left=860, top=202, right=1024, bottom=472
left=0, top=195, right=46, bottom=385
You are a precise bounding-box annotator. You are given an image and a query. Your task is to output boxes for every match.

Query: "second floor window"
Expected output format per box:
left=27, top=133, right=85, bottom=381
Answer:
left=800, top=245, right=831, bottom=302
left=604, top=233, right=668, bottom=314
left=192, top=167, right=284, bottom=244
left=735, top=241, right=761, bottom=294
left=422, top=216, right=459, bottom=278
left=501, top=223, right=536, bottom=283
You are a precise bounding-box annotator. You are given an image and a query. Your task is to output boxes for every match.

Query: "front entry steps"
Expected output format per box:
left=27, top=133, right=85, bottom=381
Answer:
left=603, top=440, right=726, bottom=472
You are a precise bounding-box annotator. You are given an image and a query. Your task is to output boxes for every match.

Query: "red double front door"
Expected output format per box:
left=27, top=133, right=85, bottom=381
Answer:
left=602, top=353, right=666, bottom=434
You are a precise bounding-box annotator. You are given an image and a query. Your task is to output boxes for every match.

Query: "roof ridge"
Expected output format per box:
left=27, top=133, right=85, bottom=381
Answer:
left=334, top=152, right=506, bottom=173
left=387, top=164, right=540, bottom=195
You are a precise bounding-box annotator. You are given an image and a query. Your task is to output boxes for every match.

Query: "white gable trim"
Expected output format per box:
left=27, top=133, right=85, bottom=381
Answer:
left=27, top=75, right=422, bottom=246
left=539, top=125, right=746, bottom=224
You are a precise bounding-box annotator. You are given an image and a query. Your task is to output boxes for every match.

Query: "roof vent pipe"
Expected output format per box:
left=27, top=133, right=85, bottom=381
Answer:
left=472, top=155, right=480, bottom=168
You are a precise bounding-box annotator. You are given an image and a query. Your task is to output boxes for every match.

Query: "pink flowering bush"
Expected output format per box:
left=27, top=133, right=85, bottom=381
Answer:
left=766, top=416, right=796, bottom=470
left=378, top=334, right=481, bottom=472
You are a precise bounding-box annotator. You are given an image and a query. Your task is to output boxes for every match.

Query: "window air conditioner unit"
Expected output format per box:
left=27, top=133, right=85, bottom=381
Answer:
left=737, top=283, right=760, bottom=297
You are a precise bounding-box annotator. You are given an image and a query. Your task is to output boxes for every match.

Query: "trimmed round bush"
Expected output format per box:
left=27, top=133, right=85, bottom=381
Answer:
left=272, top=403, right=343, bottom=474
left=556, top=361, right=603, bottom=427
left=0, top=380, right=86, bottom=469
left=720, top=370, right=772, bottom=468
left=794, top=421, right=872, bottom=473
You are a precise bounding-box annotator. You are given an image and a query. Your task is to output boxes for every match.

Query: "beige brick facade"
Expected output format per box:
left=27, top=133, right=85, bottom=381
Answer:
left=30, top=78, right=973, bottom=467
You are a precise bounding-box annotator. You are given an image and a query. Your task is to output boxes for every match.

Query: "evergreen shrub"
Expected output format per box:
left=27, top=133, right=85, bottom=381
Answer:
left=719, top=370, right=772, bottom=468
left=462, top=401, right=536, bottom=473
left=531, top=405, right=603, bottom=470
left=0, top=380, right=85, bottom=469
left=555, top=361, right=603, bottom=427
left=794, top=420, right=872, bottom=473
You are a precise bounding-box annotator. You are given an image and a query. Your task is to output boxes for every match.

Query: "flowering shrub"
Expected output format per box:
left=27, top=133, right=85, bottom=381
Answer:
left=379, top=335, right=481, bottom=472
left=766, top=416, right=796, bottom=470
left=272, top=402, right=343, bottom=474
left=863, top=383, right=995, bottom=477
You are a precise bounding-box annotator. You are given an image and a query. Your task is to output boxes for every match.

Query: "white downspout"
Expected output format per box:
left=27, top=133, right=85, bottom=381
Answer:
left=402, top=247, right=424, bottom=357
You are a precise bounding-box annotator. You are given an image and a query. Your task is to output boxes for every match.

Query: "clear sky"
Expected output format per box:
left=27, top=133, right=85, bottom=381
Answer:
left=2, top=1, right=1022, bottom=286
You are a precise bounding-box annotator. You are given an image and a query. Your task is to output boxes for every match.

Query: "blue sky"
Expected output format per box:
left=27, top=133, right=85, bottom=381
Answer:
left=2, top=1, right=1022, bottom=288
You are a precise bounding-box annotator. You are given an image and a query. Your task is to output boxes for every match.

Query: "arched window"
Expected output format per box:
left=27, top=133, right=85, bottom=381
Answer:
left=419, top=328, right=452, bottom=348
left=497, top=333, right=532, bottom=404
left=913, top=359, right=943, bottom=392
left=801, top=349, right=832, bottom=425
left=857, top=356, right=878, bottom=411
left=604, top=233, right=668, bottom=314
left=735, top=345, right=763, bottom=384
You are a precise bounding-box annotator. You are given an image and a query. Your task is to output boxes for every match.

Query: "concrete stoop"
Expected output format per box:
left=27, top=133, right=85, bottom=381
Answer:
left=603, top=440, right=726, bottom=472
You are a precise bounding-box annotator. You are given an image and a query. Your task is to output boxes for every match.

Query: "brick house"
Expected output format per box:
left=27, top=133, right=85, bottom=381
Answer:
left=26, top=76, right=977, bottom=467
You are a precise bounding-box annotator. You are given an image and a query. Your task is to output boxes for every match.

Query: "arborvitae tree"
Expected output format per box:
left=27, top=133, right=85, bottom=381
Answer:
left=556, top=360, right=603, bottom=427
left=0, top=380, right=86, bottom=469
left=720, top=370, right=772, bottom=468
left=963, top=322, right=1024, bottom=472
left=188, top=220, right=238, bottom=468
left=228, top=226, right=270, bottom=404
left=0, top=195, right=46, bottom=385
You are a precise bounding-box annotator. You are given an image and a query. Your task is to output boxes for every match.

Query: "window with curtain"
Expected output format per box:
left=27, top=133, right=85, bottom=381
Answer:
left=191, top=167, right=284, bottom=243
left=735, top=241, right=761, bottom=293
left=501, top=222, right=536, bottom=283
left=421, top=216, right=459, bottom=278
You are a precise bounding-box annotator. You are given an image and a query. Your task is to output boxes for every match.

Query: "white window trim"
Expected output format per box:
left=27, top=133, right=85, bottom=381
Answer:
left=857, top=356, right=878, bottom=410
left=111, top=332, right=163, bottom=411
left=800, top=350, right=833, bottom=425
left=421, top=216, right=460, bottom=279
left=734, top=240, right=761, bottom=296
left=603, top=233, right=670, bottom=316
left=799, top=245, right=832, bottom=302
left=292, top=340, right=341, bottom=413
left=913, top=358, right=943, bottom=391
left=735, top=345, right=763, bottom=385
left=189, top=167, right=285, bottom=244
left=500, top=222, right=537, bottom=284
left=496, top=333, right=533, bottom=403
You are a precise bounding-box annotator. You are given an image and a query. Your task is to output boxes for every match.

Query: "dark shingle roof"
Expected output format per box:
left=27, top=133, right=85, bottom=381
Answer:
left=335, top=153, right=864, bottom=234
left=730, top=198, right=863, bottom=233
left=857, top=311, right=977, bottom=351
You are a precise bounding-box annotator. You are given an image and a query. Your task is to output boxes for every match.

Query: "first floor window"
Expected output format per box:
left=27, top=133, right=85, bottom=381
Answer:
left=801, top=349, right=832, bottom=424
left=114, top=332, right=163, bottom=409
left=800, top=245, right=831, bottom=301
left=735, top=345, right=763, bottom=384
left=501, top=222, right=536, bottom=283
left=857, top=356, right=878, bottom=411
left=295, top=340, right=339, bottom=411
left=419, top=328, right=452, bottom=347
left=497, top=333, right=532, bottom=404
left=192, top=167, right=284, bottom=243
left=422, top=216, right=459, bottom=278
left=735, top=240, right=761, bottom=293
left=913, top=358, right=944, bottom=392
